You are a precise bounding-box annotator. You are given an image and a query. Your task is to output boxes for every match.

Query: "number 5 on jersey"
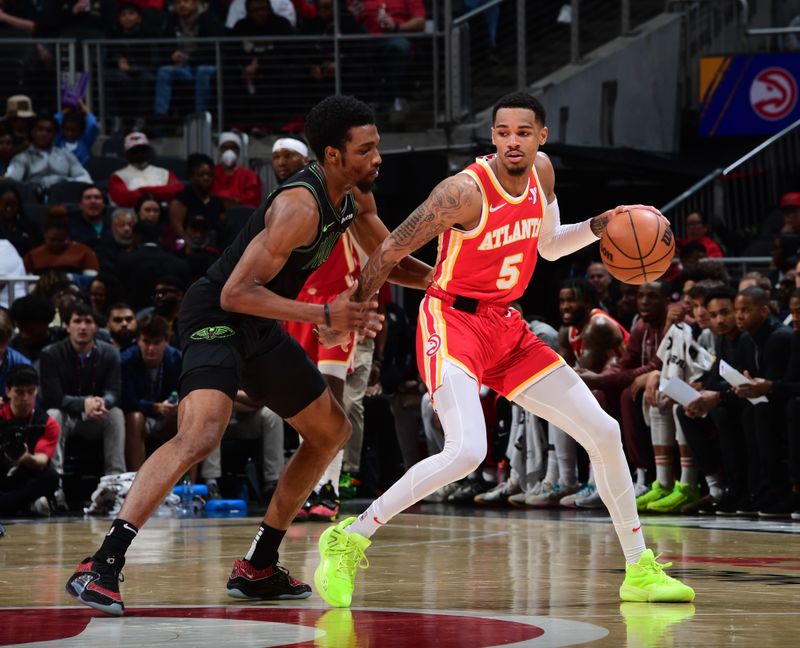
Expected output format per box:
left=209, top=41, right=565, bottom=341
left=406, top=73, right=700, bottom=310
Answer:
left=497, top=253, right=524, bottom=290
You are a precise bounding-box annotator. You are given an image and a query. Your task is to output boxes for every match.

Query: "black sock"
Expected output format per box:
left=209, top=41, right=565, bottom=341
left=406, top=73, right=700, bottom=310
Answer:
left=93, top=519, right=139, bottom=565
left=245, top=523, right=285, bottom=569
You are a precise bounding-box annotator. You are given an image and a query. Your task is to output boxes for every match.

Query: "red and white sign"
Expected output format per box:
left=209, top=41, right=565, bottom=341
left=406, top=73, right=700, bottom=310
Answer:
left=749, top=67, right=798, bottom=121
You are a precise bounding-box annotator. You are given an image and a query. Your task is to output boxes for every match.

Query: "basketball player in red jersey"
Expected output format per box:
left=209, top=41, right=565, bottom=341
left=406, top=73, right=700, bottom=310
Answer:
left=559, top=278, right=630, bottom=372
left=314, top=91, right=695, bottom=607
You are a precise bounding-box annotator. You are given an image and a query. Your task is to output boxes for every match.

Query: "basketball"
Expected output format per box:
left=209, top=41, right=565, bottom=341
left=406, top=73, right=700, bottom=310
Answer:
left=599, top=207, right=675, bottom=284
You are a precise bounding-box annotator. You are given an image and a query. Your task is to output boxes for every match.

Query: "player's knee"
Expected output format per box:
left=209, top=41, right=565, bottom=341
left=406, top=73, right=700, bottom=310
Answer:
left=591, top=414, right=622, bottom=457
left=444, top=441, right=486, bottom=478
left=334, top=417, right=352, bottom=448
left=172, top=418, right=227, bottom=464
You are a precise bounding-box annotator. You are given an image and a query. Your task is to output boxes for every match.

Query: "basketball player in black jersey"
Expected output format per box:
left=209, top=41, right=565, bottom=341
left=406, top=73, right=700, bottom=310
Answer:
left=65, top=96, right=432, bottom=616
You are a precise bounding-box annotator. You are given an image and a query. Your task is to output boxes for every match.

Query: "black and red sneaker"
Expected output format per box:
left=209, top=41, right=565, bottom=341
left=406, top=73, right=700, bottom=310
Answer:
left=226, top=559, right=312, bottom=600
left=65, top=556, right=125, bottom=616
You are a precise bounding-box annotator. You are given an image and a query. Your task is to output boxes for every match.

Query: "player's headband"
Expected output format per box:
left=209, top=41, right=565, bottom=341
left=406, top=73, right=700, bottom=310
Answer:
left=272, top=138, right=309, bottom=158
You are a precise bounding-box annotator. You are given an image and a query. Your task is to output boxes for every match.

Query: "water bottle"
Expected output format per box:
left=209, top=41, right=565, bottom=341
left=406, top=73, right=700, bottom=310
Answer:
left=178, top=474, right=193, bottom=517
left=167, top=391, right=179, bottom=405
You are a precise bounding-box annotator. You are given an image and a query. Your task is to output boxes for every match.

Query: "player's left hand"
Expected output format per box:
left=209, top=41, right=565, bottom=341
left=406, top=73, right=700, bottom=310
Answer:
left=315, top=325, right=353, bottom=350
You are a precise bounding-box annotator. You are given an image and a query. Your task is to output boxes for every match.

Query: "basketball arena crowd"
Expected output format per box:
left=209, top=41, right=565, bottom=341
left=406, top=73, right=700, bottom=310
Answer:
left=0, top=1, right=799, bottom=530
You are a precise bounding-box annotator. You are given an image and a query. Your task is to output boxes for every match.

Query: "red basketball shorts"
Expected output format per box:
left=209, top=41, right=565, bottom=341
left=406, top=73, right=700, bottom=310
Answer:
left=416, top=294, right=565, bottom=398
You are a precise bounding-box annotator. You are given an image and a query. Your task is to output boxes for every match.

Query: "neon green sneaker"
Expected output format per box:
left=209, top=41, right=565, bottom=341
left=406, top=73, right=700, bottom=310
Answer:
left=647, top=482, right=701, bottom=514
left=620, top=602, right=696, bottom=645
left=620, top=549, right=695, bottom=602
left=636, top=481, right=672, bottom=512
left=314, top=608, right=358, bottom=648
left=314, top=516, right=370, bottom=608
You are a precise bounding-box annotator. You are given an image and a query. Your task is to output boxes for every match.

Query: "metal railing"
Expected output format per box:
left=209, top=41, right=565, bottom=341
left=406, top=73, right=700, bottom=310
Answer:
left=0, top=275, right=40, bottom=307
left=660, top=116, right=800, bottom=237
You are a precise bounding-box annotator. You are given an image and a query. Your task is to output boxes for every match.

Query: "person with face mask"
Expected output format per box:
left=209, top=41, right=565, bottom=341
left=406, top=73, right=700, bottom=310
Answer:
left=211, top=132, right=262, bottom=209
left=108, top=133, right=184, bottom=208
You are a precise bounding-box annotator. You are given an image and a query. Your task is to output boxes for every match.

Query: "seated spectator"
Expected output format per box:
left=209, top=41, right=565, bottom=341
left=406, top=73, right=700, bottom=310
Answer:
left=226, top=0, right=296, bottom=128
left=88, top=272, right=124, bottom=322
left=0, top=364, right=60, bottom=516
left=8, top=294, right=58, bottom=363
left=0, top=128, right=15, bottom=175
left=41, top=302, right=126, bottom=477
left=585, top=261, right=618, bottom=319
left=154, top=0, right=223, bottom=120
left=739, top=271, right=772, bottom=293
left=778, top=192, right=800, bottom=268
left=0, top=238, right=27, bottom=308
left=175, top=214, right=221, bottom=280
left=135, top=192, right=176, bottom=250
left=678, top=211, right=723, bottom=258
left=94, top=207, right=137, bottom=274
left=271, top=136, right=309, bottom=184
left=108, top=133, right=183, bottom=208
left=225, top=0, right=305, bottom=29
left=54, top=100, right=99, bottom=166
left=351, top=0, right=426, bottom=117
left=117, top=221, right=190, bottom=310
left=0, top=184, right=43, bottom=256
left=212, top=132, right=261, bottom=209
left=23, top=214, right=100, bottom=275
left=2, top=95, right=36, bottom=155
left=37, top=0, right=114, bottom=40
left=106, top=2, right=158, bottom=132
left=145, top=275, right=187, bottom=346
left=69, top=184, right=110, bottom=247
left=0, top=309, right=31, bottom=395
left=46, top=277, right=85, bottom=327
left=106, top=302, right=138, bottom=351
left=168, top=153, right=225, bottom=240
left=121, top=314, right=181, bottom=470
left=200, top=390, right=284, bottom=501
left=4, top=113, right=92, bottom=191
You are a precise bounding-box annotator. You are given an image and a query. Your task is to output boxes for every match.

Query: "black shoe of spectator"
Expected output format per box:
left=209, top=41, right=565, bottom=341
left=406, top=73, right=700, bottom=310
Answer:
left=735, top=494, right=764, bottom=516
left=758, top=492, right=800, bottom=518
left=714, top=491, right=745, bottom=516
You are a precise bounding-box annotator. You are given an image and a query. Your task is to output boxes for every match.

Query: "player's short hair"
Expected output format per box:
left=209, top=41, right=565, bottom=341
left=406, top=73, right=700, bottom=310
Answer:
left=305, top=95, right=375, bottom=162
left=737, top=286, right=770, bottom=307
left=492, top=92, right=546, bottom=126
left=7, top=364, right=39, bottom=388
left=704, top=286, right=736, bottom=306
left=560, top=278, right=598, bottom=307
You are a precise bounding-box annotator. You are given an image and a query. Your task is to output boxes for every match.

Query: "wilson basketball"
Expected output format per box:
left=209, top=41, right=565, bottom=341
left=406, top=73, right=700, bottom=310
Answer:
left=599, top=208, right=675, bottom=284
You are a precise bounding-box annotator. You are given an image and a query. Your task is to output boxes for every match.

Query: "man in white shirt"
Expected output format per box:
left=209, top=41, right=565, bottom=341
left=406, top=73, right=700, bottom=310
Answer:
left=0, top=239, right=27, bottom=308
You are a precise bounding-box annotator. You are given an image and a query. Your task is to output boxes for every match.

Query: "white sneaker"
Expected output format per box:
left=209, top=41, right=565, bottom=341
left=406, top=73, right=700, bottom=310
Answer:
left=422, top=481, right=461, bottom=503
left=474, top=479, right=521, bottom=505
left=791, top=510, right=800, bottom=521
left=575, top=488, right=606, bottom=509
left=634, top=482, right=650, bottom=498
left=525, top=482, right=579, bottom=507
left=507, top=489, right=531, bottom=507
left=30, top=496, right=51, bottom=517
left=560, top=482, right=596, bottom=508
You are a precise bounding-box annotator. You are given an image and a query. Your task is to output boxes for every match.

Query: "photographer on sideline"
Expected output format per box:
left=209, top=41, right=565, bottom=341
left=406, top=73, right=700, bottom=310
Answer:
left=0, top=365, right=60, bottom=516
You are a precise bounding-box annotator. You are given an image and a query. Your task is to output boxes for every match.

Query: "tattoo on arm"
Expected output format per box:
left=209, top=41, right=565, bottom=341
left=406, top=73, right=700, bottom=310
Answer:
left=590, top=214, right=610, bottom=238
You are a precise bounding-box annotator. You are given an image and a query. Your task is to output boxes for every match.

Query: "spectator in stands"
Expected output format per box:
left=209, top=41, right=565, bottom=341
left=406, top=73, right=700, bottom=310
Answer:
left=69, top=185, right=110, bottom=246
left=121, top=313, right=181, bottom=470
left=2, top=95, right=35, bottom=154
left=224, top=0, right=308, bottom=29
left=106, top=302, right=138, bottom=351
left=108, top=133, right=183, bottom=208
left=463, top=0, right=500, bottom=63
left=94, top=208, right=136, bottom=274
left=54, top=100, right=99, bottom=166
left=135, top=193, right=163, bottom=224
left=778, top=192, right=800, bottom=269
left=106, top=2, right=158, bottom=132
left=117, top=221, right=189, bottom=310
left=168, top=153, right=225, bottom=240
left=148, top=275, right=186, bottom=346
left=154, top=0, right=224, bottom=121
left=0, top=184, right=42, bottom=256
left=42, top=302, right=126, bottom=477
left=271, top=136, right=309, bottom=183
left=0, top=128, right=15, bottom=175
left=212, top=132, right=261, bottom=209
left=3, top=113, right=92, bottom=191
left=586, top=261, right=617, bottom=318
left=8, top=294, right=58, bottom=363
left=23, top=214, right=100, bottom=275
left=351, top=0, right=426, bottom=118
left=175, top=214, right=220, bottom=280
left=0, top=309, right=31, bottom=396
left=37, top=0, right=115, bottom=40
left=615, top=282, right=640, bottom=332
left=739, top=271, right=772, bottom=293
left=0, top=236, right=26, bottom=308
left=88, top=273, right=124, bottom=322
left=225, top=0, right=295, bottom=129
left=200, top=390, right=285, bottom=501
left=678, top=211, right=723, bottom=258
left=0, top=364, right=60, bottom=517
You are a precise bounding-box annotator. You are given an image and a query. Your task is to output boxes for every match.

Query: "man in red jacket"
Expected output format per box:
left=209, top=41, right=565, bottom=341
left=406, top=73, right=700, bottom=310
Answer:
left=108, top=133, right=183, bottom=208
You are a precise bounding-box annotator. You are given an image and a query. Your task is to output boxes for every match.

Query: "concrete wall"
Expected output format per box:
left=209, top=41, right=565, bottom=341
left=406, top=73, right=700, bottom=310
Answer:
left=529, top=14, right=683, bottom=153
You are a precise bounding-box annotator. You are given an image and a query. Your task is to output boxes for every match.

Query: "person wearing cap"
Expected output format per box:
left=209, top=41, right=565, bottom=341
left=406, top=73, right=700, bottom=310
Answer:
left=3, top=113, right=92, bottom=190
left=2, top=95, right=35, bottom=155
left=108, top=132, right=184, bottom=208
left=212, top=132, right=262, bottom=209
left=174, top=213, right=220, bottom=281
left=677, top=211, right=723, bottom=259
left=271, top=136, right=309, bottom=184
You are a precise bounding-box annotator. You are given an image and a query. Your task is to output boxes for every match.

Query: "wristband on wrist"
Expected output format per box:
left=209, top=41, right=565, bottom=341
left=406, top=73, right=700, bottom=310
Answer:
left=323, top=303, right=332, bottom=327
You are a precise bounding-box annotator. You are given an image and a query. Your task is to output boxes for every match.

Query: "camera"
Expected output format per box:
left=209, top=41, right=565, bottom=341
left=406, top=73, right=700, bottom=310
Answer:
left=0, top=422, right=45, bottom=462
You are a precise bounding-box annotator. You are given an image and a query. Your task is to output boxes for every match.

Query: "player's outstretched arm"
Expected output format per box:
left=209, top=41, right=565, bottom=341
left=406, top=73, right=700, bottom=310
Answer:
left=349, top=188, right=433, bottom=290
left=220, top=190, right=377, bottom=331
left=357, top=174, right=481, bottom=300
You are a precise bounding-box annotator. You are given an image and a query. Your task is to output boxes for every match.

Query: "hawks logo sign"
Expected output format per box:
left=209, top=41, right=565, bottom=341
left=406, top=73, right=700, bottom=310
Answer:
left=750, top=67, right=798, bottom=121
left=425, top=333, right=442, bottom=357
left=190, top=325, right=236, bottom=341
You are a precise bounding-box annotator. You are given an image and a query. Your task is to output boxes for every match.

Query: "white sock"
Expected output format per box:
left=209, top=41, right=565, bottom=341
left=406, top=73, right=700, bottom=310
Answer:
left=544, top=447, right=559, bottom=484
left=679, top=452, right=698, bottom=486
left=636, top=468, right=647, bottom=487
left=650, top=406, right=675, bottom=489
left=316, top=449, right=344, bottom=496
left=705, top=473, right=723, bottom=499
left=553, top=424, right=578, bottom=488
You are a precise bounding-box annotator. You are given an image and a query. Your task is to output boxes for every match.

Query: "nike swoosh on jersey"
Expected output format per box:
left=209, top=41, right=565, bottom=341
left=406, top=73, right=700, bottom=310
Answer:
left=488, top=203, right=504, bottom=212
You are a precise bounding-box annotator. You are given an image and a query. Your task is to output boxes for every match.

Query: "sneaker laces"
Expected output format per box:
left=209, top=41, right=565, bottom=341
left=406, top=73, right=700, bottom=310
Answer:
left=641, top=553, right=677, bottom=584
left=328, top=532, right=369, bottom=579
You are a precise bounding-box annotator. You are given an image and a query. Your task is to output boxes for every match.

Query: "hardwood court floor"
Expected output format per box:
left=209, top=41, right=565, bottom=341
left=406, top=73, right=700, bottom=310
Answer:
left=2, top=504, right=800, bottom=647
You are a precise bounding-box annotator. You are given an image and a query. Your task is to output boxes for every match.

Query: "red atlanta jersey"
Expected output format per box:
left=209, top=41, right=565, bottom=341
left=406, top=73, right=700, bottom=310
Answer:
left=431, top=155, right=545, bottom=303
left=296, top=231, right=360, bottom=299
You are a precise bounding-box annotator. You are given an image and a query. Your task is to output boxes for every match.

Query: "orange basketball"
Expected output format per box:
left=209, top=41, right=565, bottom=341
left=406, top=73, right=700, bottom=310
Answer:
left=599, top=208, right=675, bottom=285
